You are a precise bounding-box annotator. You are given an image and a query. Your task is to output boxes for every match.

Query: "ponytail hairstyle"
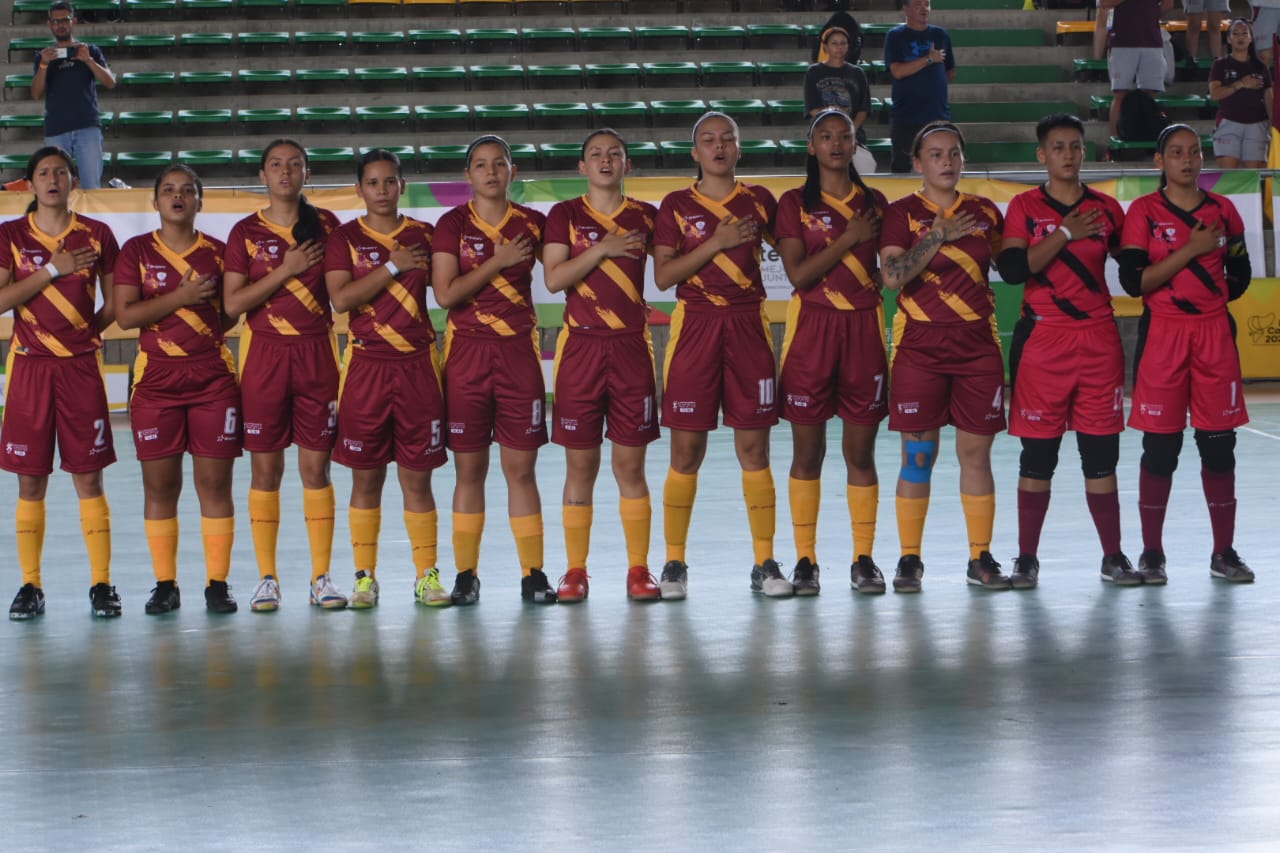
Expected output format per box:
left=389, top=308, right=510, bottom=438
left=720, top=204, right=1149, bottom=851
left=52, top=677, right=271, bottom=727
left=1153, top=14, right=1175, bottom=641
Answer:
left=259, top=138, right=323, bottom=244
left=803, top=108, right=878, bottom=218
left=690, top=110, right=740, bottom=181
left=152, top=163, right=203, bottom=201
left=1154, top=123, right=1199, bottom=189
left=23, top=145, right=77, bottom=214
left=356, top=147, right=403, bottom=182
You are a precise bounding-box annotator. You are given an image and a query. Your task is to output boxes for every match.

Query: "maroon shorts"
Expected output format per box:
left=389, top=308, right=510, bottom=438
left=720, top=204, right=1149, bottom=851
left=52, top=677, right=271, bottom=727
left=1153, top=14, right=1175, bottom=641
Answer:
left=888, top=317, right=1007, bottom=435
left=238, top=329, right=340, bottom=453
left=130, top=348, right=243, bottom=461
left=0, top=351, right=116, bottom=476
left=1129, top=310, right=1249, bottom=433
left=1009, top=317, right=1125, bottom=438
left=334, top=347, right=448, bottom=471
left=661, top=302, right=779, bottom=431
left=443, top=330, right=548, bottom=452
left=779, top=299, right=889, bottom=426
left=552, top=327, right=659, bottom=449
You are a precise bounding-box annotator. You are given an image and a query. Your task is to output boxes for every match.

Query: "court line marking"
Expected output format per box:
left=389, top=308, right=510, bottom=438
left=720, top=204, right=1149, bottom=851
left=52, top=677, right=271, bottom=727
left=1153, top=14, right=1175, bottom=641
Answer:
left=1240, top=426, right=1280, bottom=441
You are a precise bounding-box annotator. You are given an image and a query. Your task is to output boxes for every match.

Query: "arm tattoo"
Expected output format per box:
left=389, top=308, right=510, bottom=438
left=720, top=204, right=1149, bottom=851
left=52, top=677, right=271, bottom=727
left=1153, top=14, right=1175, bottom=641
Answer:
left=886, top=229, right=944, bottom=286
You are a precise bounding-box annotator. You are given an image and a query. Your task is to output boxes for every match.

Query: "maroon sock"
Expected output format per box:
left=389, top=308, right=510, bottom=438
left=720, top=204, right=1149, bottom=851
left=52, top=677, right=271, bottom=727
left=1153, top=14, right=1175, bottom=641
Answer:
left=1017, top=488, right=1051, bottom=557
left=1085, top=489, right=1123, bottom=556
left=1200, top=468, right=1236, bottom=554
left=1138, top=467, right=1173, bottom=554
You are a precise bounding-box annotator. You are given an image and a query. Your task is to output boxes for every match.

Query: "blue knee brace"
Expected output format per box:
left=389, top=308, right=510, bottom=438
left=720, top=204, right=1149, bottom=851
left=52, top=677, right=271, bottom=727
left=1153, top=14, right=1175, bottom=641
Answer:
left=900, top=439, right=938, bottom=484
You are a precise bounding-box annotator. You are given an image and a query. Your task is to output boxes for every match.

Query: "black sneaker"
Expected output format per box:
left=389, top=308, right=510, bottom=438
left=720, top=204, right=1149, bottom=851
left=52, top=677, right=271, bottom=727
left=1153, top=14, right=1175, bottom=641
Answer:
left=521, top=568, right=558, bottom=603
left=1009, top=554, right=1039, bottom=590
left=893, top=554, right=924, bottom=593
left=89, top=583, right=122, bottom=617
left=1210, top=547, right=1255, bottom=583
left=850, top=555, right=886, bottom=595
left=790, top=557, right=820, bottom=596
left=658, top=560, right=688, bottom=600
left=966, top=551, right=1011, bottom=590
left=204, top=580, right=238, bottom=614
left=451, top=569, right=480, bottom=606
left=751, top=558, right=794, bottom=598
left=1100, top=552, right=1142, bottom=586
left=145, top=580, right=181, bottom=614
left=1137, top=549, right=1168, bottom=586
left=8, top=584, right=45, bottom=620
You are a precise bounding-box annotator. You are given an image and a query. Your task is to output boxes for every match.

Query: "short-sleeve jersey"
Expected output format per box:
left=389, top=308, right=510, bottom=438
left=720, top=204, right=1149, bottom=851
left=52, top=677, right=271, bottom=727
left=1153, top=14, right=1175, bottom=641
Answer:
left=1110, top=0, right=1162, bottom=49
left=1121, top=189, right=1246, bottom=317
left=775, top=185, right=889, bottom=312
left=223, top=207, right=341, bottom=338
left=0, top=212, right=118, bottom=357
left=433, top=201, right=545, bottom=337
left=880, top=191, right=1003, bottom=324
left=325, top=215, right=435, bottom=355
left=652, top=182, right=777, bottom=308
left=1210, top=56, right=1272, bottom=125
left=544, top=195, right=657, bottom=331
left=113, top=230, right=227, bottom=358
left=1003, top=185, right=1125, bottom=324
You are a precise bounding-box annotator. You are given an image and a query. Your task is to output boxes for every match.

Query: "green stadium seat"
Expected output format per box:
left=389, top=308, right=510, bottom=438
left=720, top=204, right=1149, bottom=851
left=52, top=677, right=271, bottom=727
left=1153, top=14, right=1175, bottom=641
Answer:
left=778, top=139, right=809, bottom=158
left=625, top=140, right=659, bottom=169
left=117, top=110, right=173, bottom=128
left=471, top=65, right=526, bottom=91
left=532, top=102, right=590, bottom=128
left=766, top=99, right=805, bottom=123
left=659, top=140, right=693, bottom=165
left=115, top=151, right=175, bottom=170
left=692, top=25, right=746, bottom=49
left=297, top=106, right=352, bottom=129
left=8, top=38, right=49, bottom=63
left=0, top=153, right=31, bottom=171
left=420, top=144, right=471, bottom=171
left=522, top=27, right=576, bottom=52
left=508, top=143, right=538, bottom=167
left=83, top=35, right=121, bottom=51
left=123, top=0, right=178, bottom=18
left=120, top=71, right=176, bottom=94
left=949, top=101, right=1078, bottom=123
left=4, top=74, right=35, bottom=97
left=641, top=62, right=699, bottom=89
left=121, top=35, right=176, bottom=56
left=304, top=147, right=357, bottom=165
left=651, top=99, right=707, bottom=127
left=295, top=0, right=348, bottom=13
left=238, top=69, right=293, bottom=90
left=178, top=109, right=233, bottom=127
left=355, top=66, right=410, bottom=89
left=757, top=61, right=807, bottom=86
left=634, top=26, right=688, bottom=50
left=182, top=0, right=236, bottom=15
left=591, top=101, right=649, bottom=127
left=860, top=60, right=888, bottom=84
left=178, top=149, right=235, bottom=168
left=473, top=103, right=531, bottom=130
left=180, top=33, right=235, bottom=55
left=709, top=99, right=767, bottom=125
left=738, top=139, right=778, bottom=166
left=11, top=0, right=52, bottom=24
left=412, top=66, right=469, bottom=91
left=1072, top=58, right=1109, bottom=82
left=239, top=108, right=293, bottom=128
left=955, top=66, right=1061, bottom=85
left=238, top=149, right=266, bottom=166
left=585, top=63, right=642, bottom=89
left=238, top=32, right=292, bottom=52
left=700, top=61, right=756, bottom=87
left=352, top=31, right=406, bottom=52
left=179, top=71, right=234, bottom=90
left=408, top=29, right=464, bottom=53
left=297, top=68, right=353, bottom=90
left=527, top=65, right=583, bottom=86
left=0, top=113, right=43, bottom=133
left=578, top=27, right=634, bottom=51
left=465, top=28, right=519, bottom=53
left=358, top=145, right=417, bottom=162
left=238, top=0, right=294, bottom=14
left=356, top=105, right=411, bottom=129
left=414, top=103, right=471, bottom=129
left=295, top=31, right=349, bottom=52
left=538, top=142, right=582, bottom=169
left=746, top=24, right=804, bottom=50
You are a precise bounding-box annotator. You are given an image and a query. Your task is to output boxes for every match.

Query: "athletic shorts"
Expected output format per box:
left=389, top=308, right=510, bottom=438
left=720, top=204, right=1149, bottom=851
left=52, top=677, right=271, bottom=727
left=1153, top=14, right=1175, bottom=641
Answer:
left=0, top=351, right=116, bottom=476
left=661, top=302, right=779, bottom=432
left=1009, top=316, right=1125, bottom=439
left=779, top=300, right=889, bottom=426
left=889, top=318, right=1007, bottom=435
left=552, top=328, right=659, bottom=449
left=443, top=330, right=548, bottom=452
left=334, top=347, right=447, bottom=471
left=1109, top=47, right=1167, bottom=93
left=1184, top=0, right=1229, bottom=12
left=1129, top=310, right=1249, bottom=432
left=1212, top=118, right=1270, bottom=163
left=130, top=348, right=243, bottom=461
left=238, top=329, right=340, bottom=454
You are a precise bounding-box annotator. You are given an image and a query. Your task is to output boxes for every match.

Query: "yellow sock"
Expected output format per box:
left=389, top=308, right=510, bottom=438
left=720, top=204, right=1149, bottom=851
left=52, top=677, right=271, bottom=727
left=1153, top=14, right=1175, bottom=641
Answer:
left=742, top=468, right=776, bottom=565
left=145, top=517, right=179, bottom=583
left=453, top=512, right=485, bottom=572
left=349, top=506, right=381, bottom=576
left=960, top=492, right=996, bottom=560
left=848, top=484, right=879, bottom=560
left=663, top=469, right=698, bottom=562
left=619, top=496, right=651, bottom=568
left=79, top=495, right=111, bottom=586
left=248, top=488, right=280, bottom=578
left=404, top=509, right=438, bottom=577
left=303, top=486, right=336, bottom=580
left=896, top=495, right=930, bottom=557
left=789, top=477, right=821, bottom=563
left=510, top=512, right=544, bottom=576
left=15, top=498, right=45, bottom=587
left=202, top=515, right=234, bottom=582
left=563, top=505, right=593, bottom=569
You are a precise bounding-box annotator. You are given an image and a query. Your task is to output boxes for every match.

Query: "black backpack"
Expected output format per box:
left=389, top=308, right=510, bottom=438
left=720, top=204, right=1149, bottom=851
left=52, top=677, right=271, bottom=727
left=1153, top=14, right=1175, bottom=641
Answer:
left=1117, top=90, right=1171, bottom=143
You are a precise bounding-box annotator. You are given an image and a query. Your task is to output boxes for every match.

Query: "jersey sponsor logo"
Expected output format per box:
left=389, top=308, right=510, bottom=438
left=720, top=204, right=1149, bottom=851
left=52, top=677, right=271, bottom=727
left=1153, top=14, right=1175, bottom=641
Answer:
left=450, top=421, right=465, bottom=434
left=245, top=421, right=264, bottom=435
left=1138, top=402, right=1164, bottom=418
left=1019, top=408, right=1043, bottom=423
left=1149, top=222, right=1180, bottom=245
left=343, top=438, right=364, bottom=453
left=671, top=400, right=697, bottom=414
left=5, top=442, right=28, bottom=457
left=785, top=393, right=811, bottom=409
left=137, top=427, right=160, bottom=442
left=897, top=401, right=920, bottom=415
left=559, top=417, right=579, bottom=431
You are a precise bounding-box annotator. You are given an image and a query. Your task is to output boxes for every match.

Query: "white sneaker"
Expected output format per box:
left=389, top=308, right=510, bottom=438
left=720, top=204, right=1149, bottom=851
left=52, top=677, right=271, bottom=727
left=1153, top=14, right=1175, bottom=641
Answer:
left=250, top=575, right=281, bottom=612
left=414, top=568, right=451, bottom=607
left=310, top=573, right=348, bottom=609
left=350, top=570, right=379, bottom=610
left=659, top=560, right=688, bottom=600
left=750, top=559, right=795, bottom=598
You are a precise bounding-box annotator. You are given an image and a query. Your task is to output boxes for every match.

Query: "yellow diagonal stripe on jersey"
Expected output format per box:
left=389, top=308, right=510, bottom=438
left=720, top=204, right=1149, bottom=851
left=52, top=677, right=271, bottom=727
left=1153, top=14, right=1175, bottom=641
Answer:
left=938, top=244, right=984, bottom=290
left=580, top=205, right=643, bottom=308
left=694, top=192, right=757, bottom=290
left=897, top=295, right=929, bottom=322
left=150, top=232, right=216, bottom=340
left=468, top=204, right=529, bottom=310
left=823, top=191, right=875, bottom=291
left=354, top=220, right=424, bottom=323
left=371, top=320, right=414, bottom=354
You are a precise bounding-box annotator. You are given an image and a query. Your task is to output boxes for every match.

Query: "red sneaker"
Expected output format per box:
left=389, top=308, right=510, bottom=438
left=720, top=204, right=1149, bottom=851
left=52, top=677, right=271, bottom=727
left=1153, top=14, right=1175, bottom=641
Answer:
left=556, top=567, right=589, bottom=603
left=626, top=566, right=661, bottom=601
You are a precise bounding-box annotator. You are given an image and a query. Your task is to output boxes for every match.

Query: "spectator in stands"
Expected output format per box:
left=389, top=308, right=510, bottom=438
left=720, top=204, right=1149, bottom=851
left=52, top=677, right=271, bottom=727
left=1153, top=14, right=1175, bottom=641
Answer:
left=804, top=21, right=877, bottom=174
left=1103, top=0, right=1174, bottom=140
left=30, top=3, right=115, bottom=191
left=1255, top=0, right=1280, bottom=66
left=1184, top=0, right=1228, bottom=69
left=884, top=0, right=955, bottom=174
left=1208, top=19, right=1273, bottom=168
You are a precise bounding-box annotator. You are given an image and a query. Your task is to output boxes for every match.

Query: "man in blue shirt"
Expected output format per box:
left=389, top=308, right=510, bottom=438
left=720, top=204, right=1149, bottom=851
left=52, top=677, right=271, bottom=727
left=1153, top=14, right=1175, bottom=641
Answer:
left=884, top=0, right=955, bottom=173
left=30, top=2, right=116, bottom=190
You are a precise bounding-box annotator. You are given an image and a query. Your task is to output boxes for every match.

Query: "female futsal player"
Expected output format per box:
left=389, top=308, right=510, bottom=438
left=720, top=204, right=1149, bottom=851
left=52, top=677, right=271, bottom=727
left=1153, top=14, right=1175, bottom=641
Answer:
left=114, top=164, right=241, bottom=613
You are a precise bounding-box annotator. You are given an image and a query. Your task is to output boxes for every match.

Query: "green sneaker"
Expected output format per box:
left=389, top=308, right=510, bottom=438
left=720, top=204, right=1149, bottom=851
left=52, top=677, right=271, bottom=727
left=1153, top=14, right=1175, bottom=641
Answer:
left=350, top=570, right=379, bottom=610
left=415, top=568, right=452, bottom=607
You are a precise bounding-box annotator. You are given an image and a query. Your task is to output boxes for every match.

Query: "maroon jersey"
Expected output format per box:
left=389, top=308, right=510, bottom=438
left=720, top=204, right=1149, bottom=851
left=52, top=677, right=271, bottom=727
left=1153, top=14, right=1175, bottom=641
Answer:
left=544, top=195, right=657, bottom=331
left=325, top=216, right=435, bottom=355
left=0, top=213, right=118, bottom=357
left=774, top=185, right=888, bottom=312
left=1004, top=186, right=1124, bottom=324
left=114, top=230, right=226, bottom=358
left=1120, top=190, right=1245, bottom=317
left=880, top=191, right=1003, bottom=325
left=433, top=201, right=545, bottom=337
left=223, top=208, right=341, bottom=338
left=653, top=182, right=777, bottom=308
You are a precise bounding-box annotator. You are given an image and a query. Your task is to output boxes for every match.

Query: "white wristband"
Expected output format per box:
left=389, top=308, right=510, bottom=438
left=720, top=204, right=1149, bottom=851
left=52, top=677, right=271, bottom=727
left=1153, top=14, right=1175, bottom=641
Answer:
left=1058, top=226, right=1074, bottom=242
left=385, top=260, right=399, bottom=279
left=43, top=261, right=61, bottom=280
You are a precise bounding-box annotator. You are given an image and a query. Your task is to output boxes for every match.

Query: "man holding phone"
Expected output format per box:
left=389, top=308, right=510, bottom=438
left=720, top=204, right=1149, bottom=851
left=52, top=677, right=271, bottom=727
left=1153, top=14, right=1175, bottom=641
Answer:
left=31, top=2, right=115, bottom=190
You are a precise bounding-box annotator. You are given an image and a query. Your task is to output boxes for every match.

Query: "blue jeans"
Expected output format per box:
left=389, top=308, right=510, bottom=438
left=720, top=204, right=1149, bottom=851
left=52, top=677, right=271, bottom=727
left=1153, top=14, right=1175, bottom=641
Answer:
left=44, top=125, right=104, bottom=190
